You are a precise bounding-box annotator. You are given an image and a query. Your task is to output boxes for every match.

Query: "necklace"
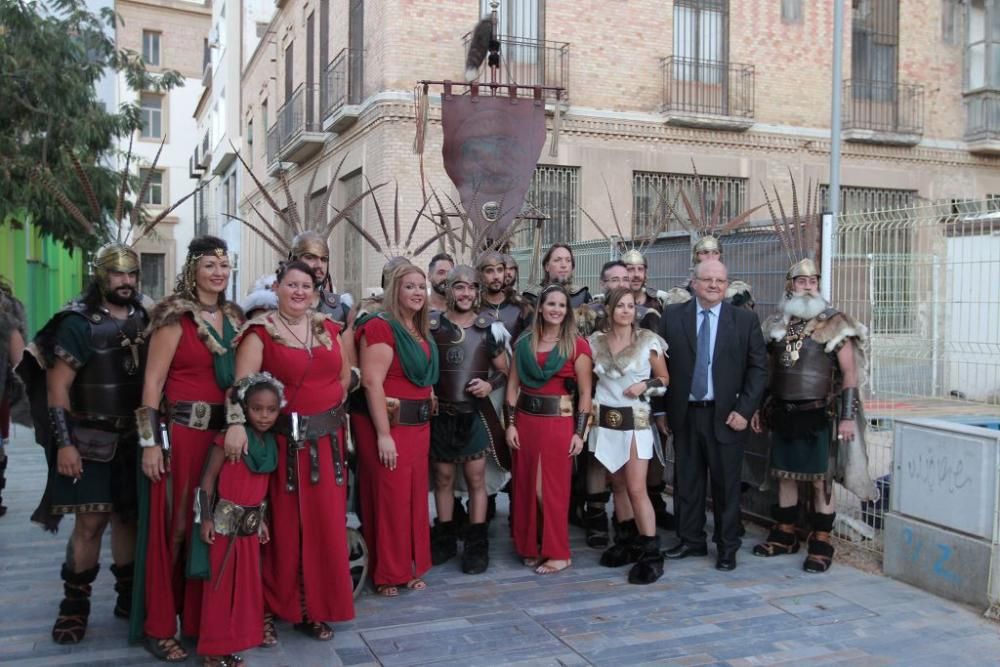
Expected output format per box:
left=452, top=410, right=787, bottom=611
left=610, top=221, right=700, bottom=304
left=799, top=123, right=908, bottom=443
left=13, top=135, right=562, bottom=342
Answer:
left=277, top=311, right=305, bottom=327
left=278, top=313, right=313, bottom=357
left=198, top=302, right=219, bottom=314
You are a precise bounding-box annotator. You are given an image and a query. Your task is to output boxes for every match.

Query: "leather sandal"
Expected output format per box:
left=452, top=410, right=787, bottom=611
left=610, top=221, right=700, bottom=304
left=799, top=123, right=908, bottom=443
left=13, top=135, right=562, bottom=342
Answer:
left=803, top=531, right=835, bottom=573
left=293, top=620, right=334, bottom=641
left=144, top=636, right=188, bottom=663
left=405, top=577, right=427, bottom=591
left=260, top=612, right=278, bottom=648
left=375, top=584, right=399, bottom=597
left=752, top=523, right=800, bottom=557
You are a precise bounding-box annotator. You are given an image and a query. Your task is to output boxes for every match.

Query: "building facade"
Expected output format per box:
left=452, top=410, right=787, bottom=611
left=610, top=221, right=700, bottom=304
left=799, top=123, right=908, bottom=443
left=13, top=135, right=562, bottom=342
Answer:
left=233, top=0, right=1000, bottom=300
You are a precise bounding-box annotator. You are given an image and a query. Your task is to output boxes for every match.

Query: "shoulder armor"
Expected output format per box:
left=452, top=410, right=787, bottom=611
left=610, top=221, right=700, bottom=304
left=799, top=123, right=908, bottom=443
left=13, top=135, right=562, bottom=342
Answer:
left=429, top=311, right=442, bottom=332
left=474, top=312, right=495, bottom=329
left=321, top=291, right=341, bottom=309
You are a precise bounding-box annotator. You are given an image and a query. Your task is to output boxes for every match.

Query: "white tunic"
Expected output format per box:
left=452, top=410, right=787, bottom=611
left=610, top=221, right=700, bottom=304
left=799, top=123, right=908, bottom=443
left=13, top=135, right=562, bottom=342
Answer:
left=588, top=329, right=668, bottom=473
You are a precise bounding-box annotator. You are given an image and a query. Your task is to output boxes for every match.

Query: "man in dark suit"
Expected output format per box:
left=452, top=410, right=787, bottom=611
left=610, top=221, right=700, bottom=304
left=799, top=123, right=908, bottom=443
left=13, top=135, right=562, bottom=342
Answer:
left=656, top=260, right=767, bottom=570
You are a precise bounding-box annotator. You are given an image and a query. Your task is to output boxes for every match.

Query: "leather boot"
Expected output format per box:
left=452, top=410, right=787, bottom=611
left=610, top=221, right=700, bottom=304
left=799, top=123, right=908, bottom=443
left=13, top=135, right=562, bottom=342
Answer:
left=804, top=512, right=836, bottom=573
left=583, top=492, right=610, bottom=549
left=753, top=505, right=800, bottom=557
left=110, top=562, right=134, bottom=619
left=599, top=518, right=640, bottom=567
left=461, top=522, right=490, bottom=575
left=52, top=563, right=99, bottom=644
left=628, top=535, right=664, bottom=585
left=430, top=519, right=457, bottom=565
left=647, top=483, right=675, bottom=530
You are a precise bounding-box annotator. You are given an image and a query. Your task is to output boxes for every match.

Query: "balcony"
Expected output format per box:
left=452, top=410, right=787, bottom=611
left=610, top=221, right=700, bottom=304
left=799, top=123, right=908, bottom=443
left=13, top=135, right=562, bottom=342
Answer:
left=267, top=83, right=326, bottom=166
left=842, top=80, right=923, bottom=146
left=189, top=145, right=205, bottom=179
left=198, top=132, right=211, bottom=169
left=321, top=48, right=364, bottom=133
left=461, top=34, right=570, bottom=103
left=659, top=56, right=755, bottom=131
left=965, top=91, right=1000, bottom=154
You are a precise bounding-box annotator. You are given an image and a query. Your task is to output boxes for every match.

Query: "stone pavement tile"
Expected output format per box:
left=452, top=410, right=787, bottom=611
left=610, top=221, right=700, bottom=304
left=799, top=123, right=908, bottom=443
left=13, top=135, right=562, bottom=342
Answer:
left=768, top=591, right=878, bottom=625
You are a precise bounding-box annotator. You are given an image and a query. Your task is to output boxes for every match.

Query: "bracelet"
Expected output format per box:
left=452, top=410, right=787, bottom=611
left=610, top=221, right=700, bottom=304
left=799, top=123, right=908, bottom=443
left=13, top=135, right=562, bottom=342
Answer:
left=839, top=387, right=859, bottom=421
left=225, top=389, right=246, bottom=425
left=48, top=407, right=74, bottom=450
left=487, top=371, right=507, bottom=392
left=503, top=403, right=517, bottom=429
left=135, top=406, right=161, bottom=449
left=574, top=411, right=588, bottom=439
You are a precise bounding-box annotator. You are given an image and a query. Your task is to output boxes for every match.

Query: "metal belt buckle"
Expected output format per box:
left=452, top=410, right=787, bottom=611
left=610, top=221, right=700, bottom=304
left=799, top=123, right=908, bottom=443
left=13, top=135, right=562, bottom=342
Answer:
left=604, top=409, right=624, bottom=428
left=189, top=402, right=212, bottom=430
left=526, top=396, right=543, bottom=414
left=239, top=509, right=261, bottom=535
left=418, top=402, right=431, bottom=422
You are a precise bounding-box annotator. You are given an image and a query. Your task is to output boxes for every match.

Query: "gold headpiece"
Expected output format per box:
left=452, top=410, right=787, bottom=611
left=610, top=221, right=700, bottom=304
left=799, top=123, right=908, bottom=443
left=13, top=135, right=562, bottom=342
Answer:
left=787, top=258, right=820, bottom=280
left=94, top=242, right=140, bottom=277
left=290, top=230, right=329, bottom=260
left=620, top=248, right=646, bottom=267
left=692, top=235, right=722, bottom=259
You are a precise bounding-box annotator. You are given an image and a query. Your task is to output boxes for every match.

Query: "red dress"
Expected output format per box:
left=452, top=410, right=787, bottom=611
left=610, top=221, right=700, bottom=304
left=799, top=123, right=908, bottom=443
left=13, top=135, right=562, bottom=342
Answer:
left=196, top=436, right=270, bottom=656
left=512, top=336, right=591, bottom=562
left=354, top=317, right=432, bottom=586
left=145, top=315, right=222, bottom=639
left=248, top=318, right=354, bottom=623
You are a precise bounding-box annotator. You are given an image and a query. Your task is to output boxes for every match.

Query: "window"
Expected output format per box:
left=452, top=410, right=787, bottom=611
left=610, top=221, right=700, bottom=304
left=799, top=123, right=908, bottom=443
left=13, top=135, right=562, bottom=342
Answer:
left=942, top=0, right=961, bottom=45
left=965, top=0, right=1000, bottom=90
left=480, top=0, right=543, bottom=39
left=632, top=171, right=747, bottom=237
left=142, top=31, right=160, bottom=66
left=246, top=118, right=254, bottom=166
left=673, top=0, right=728, bottom=83
left=514, top=165, right=579, bottom=248
left=852, top=0, right=899, bottom=100
left=140, top=93, right=163, bottom=139
left=139, top=169, right=163, bottom=206
left=140, top=253, right=166, bottom=300
left=781, top=0, right=802, bottom=24
left=340, top=171, right=364, bottom=298
left=256, top=22, right=269, bottom=39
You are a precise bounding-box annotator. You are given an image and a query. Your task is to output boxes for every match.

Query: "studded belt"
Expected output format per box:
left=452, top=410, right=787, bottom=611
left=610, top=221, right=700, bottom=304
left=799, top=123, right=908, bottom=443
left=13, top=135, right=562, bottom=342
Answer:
left=169, top=401, right=225, bottom=431
left=212, top=498, right=264, bottom=537
left=274, top=405, right=348, bottom=491
left=516, top=393, right=574, bottom=417
left=597, top=405, right=650, bottom=431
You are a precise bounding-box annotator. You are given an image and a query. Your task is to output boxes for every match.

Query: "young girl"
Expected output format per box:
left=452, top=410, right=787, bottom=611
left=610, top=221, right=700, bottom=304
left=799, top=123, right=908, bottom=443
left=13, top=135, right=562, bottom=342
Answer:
left=195, top=373, right=282, bottom=666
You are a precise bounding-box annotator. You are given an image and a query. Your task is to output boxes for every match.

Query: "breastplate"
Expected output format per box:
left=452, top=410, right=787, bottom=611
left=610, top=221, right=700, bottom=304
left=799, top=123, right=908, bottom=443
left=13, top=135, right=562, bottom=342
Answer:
left=431, top=314, right=493, bottom=405
left=317, top=291, right=347, bottom=324
left=770, top=334, right=835, bottom=401
left=70, top=307, right=148, bottom=419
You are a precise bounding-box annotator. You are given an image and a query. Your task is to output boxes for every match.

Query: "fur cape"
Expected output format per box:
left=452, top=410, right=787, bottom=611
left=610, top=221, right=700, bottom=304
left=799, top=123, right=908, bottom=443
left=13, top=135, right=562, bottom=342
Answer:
left=589, top=328, right=668, bottom=396
left=234, top=310, right=336, bottom=351
left=145, top=295, right=245, bottom=356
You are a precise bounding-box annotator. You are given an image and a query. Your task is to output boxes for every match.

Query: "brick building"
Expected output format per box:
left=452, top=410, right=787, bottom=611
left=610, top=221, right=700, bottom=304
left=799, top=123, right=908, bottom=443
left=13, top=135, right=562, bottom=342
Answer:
left=233, top=0, right=1000, bottom=299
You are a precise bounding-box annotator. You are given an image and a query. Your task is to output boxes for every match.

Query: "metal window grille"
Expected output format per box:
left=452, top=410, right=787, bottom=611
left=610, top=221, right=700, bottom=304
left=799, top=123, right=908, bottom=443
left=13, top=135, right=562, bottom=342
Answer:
left=340, top=171, right=363, bottom=298
left=852, top=0, right=899, bottom=99
left=140, top=253, right=165, bottom=300
left=514, top=165, right=579, bottom=248
left=673, top=0, right=728, bottom=79
left=633, top=171, right=747, bottom=237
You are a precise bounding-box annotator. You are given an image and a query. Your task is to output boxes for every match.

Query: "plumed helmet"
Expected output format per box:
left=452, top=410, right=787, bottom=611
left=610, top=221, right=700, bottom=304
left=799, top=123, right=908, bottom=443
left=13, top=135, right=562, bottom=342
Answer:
left=787, top=258, right=820, bottom=281
left=290, top=230, right=329, bottom=260
left=93, top=242, right=140, bottom=288
left=620, top=249, right=646, bottom=267
left=692, top=235, right=722, bottom=262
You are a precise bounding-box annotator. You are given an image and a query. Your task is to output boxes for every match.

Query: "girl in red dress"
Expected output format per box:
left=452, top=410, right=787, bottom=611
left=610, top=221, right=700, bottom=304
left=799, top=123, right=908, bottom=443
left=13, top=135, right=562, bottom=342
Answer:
left=354, top=263, right=439, bottom=597
left=136, top=237, right=243, bottom=662
left=505, top=284, right=592, bottom=575
left=224, top=261, right=354, bottom=645
left=195, top=373, right=282, bottom=666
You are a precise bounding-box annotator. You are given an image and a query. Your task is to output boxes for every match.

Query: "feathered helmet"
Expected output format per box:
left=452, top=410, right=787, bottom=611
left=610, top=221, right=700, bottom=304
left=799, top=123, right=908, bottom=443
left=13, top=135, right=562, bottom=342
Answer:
left=430, top=189, right=525, bottom=284
left=233, top=371, right=287, bottom=409
left=579, top=177, right=674, bottom=271
left=33, top=138, right=202, bottom=292
left=761, top=171, right=822, bottom=294
left=665, top=161, right=764, bottom=264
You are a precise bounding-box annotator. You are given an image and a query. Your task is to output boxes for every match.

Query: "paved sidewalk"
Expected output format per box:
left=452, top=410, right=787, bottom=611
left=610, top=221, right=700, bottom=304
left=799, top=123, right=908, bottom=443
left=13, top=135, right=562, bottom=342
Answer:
left=1, top=424, right=997, bottom=666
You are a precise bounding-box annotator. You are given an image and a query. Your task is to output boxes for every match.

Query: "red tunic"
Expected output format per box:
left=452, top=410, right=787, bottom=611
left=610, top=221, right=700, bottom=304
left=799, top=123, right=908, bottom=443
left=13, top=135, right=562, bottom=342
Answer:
left=197, top=436, right=270, bottom=656
left=247, top=318, right=354, bottom=624
left=354, top=317, right=432, bottom=586
left=511, top=336, right=591, bottom=562
left=145, top=315, right=225, bottom=639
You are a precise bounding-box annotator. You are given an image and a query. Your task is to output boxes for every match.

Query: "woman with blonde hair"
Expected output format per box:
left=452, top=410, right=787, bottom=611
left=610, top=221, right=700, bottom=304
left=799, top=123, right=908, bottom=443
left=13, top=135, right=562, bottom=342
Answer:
left=354, top=263, right=439, bottom=596
left=504, top=284, right=592, bottom=574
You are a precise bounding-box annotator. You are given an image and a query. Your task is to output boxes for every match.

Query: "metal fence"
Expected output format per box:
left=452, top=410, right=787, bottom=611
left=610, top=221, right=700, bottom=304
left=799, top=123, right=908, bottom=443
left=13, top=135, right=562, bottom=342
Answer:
left=843, top=79, right=924, bottom=136
left=660, top=56, right=755, bottom=118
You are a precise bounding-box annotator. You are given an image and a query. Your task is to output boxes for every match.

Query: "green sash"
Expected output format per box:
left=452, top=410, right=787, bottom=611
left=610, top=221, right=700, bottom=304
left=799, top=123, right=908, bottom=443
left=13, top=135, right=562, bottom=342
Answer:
left=206, top=315, right=236, bottom=390
left=515, top=334, right=567, bottom=389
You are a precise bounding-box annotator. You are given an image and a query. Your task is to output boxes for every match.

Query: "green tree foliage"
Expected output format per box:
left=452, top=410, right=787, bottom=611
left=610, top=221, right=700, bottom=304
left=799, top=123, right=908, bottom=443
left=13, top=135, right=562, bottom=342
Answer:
left=0, top=0, right=184, bottom=250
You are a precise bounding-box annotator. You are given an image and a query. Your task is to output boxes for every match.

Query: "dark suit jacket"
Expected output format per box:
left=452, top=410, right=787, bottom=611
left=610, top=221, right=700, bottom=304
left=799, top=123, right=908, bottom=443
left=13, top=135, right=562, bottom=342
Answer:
left=657, top=299, right=768, bottom=445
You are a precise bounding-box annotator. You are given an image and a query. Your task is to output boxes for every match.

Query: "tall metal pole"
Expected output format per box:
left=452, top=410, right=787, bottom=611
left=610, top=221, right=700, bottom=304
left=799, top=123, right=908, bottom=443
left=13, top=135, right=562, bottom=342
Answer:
left=824, top=0, right=845, bottom=299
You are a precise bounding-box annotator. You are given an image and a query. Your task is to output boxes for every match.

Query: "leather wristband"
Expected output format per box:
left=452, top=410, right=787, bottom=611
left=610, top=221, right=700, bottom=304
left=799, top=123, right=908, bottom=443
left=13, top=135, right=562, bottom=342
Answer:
left=226, top=389, right=246, bottom=425
left=135, top=406, right=162, bottom=449
left=487, top=371, right=507, bottom=392
left=574, top=411, right=588, bottom=439
left=194, top=487, right=212, bottom=524
left=503, top=403, right=517, bottom=429
left=48, top=407, right=74, bottom=450
left=644, top=378, right=664, bottom=390
left=839, top=387, right=859, bottom=421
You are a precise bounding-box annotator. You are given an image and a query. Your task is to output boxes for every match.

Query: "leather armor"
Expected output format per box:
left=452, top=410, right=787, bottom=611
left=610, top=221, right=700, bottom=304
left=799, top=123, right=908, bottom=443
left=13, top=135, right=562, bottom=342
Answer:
left=769, top=333, right=835, bottom=401
left=67, top=304, right=148, bottom=420
left=641, top=288, right=664, bottom=314
left=488, top=299, right=526, bottom=341
left=430, top=311, right=496, bottom=405
left=317, top=290, right=350, bottom=325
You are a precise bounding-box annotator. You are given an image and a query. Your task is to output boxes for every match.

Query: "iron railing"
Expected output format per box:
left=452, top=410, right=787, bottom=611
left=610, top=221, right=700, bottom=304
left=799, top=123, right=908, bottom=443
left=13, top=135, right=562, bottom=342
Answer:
left=462, top=34, right=570, bottom=100
left=321, top=48, right=364, bottom=119
left=272, top=83, right=322, bottom=155
left=964, top=90, right=1000, bottom=143
left=266, top=123, right=280, bottom=165
left=843, top=80, right=924, bottom=135
left=660, top=56, right=754, bottom=118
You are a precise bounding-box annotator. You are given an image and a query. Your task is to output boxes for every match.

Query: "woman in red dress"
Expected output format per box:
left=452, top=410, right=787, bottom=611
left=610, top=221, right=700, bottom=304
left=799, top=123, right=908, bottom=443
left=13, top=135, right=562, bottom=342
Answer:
left=354, top=263, right=438, bottom=597
left=224, top=260, right=354, bottom=644
left=136, top=236, right=242, bottom=662
left=504, top=284, right=592, bottom=575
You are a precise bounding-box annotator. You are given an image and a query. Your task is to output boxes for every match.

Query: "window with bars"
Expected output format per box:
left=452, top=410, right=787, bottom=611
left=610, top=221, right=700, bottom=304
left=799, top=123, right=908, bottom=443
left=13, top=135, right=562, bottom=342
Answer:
left=340, top=171, right=363, bottom=297
left=139, top=169, right=164, bottom=206
left=673, top=0, right=728, bottom=83
left=852, top=0, right=899, bottom=100
left=632, top=171, right=747, bottom=237
left=140, top=253, right=166, bottom=300
left=142, top=31, right=161, bottom=66
left=515, top=165, right=579, bottom=248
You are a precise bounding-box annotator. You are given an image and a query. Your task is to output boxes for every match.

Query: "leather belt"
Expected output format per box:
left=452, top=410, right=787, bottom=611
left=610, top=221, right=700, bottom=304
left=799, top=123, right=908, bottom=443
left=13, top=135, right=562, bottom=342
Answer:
left=212, top=498, right=264, bottom=537
left=389, top=398, right=433, bottom=426
left=688, top=400, right=715, bottom=408
left=274, top=405, right=348, bottom=491
left=74, top=413, right=136, bottom=432
left=597, top=405, right=649, bottom=431
left=775, top=399, right=829, bottom=413
left=517, top=393, right=574, bottom=417
left=169, top=401, right=225, bottom=431
left=437, top=400, right=476, bottom=416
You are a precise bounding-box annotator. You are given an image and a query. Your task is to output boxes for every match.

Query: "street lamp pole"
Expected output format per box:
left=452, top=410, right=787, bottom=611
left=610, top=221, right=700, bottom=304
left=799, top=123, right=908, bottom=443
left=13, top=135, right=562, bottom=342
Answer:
left=824, top=0, right=845, bottom=299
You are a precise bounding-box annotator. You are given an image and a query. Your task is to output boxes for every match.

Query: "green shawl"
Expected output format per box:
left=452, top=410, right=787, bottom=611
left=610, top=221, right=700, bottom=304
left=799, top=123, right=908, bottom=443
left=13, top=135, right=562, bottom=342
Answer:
left=515, top=334, right=567, bottom=389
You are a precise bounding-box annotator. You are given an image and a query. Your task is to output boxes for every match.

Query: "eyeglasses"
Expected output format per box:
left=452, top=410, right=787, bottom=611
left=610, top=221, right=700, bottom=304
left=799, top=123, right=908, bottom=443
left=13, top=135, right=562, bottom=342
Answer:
left=696, top=278, right=729, bottom=286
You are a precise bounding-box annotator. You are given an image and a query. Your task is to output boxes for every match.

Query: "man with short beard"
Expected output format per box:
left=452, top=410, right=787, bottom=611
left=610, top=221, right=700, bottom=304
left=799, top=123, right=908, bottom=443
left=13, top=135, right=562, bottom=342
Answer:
left=522, top=243, right=591, bottom=309
left=23, top=243, right=147, bottom=643
left=502, top=254, right=519, bottom=292
left=428, top=252, right=455, bottom=313
left=751, top=258, right=865, bottom=573
left=479, top=251, right=529, bottom=341
left=289, top=230, right=353, bottom=324
left=428, top=266, right=509, bottom=574
left=621, top=249, right=668, bottom=315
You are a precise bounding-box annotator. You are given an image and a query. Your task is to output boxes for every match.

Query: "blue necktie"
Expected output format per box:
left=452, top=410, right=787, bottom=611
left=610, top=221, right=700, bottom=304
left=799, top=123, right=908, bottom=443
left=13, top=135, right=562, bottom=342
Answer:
left=692, top=309, right=711, bottom=400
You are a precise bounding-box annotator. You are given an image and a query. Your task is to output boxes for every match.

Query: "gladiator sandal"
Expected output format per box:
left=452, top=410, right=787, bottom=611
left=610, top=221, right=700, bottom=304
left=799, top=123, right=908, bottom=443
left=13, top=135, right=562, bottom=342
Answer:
left=461, top=522, right=490, bottom=575
left=51, top=563, right=99, bottom=644
left=627, top=535, right=665, bottom=585
left=804, top=512, right=836, bottom=573
left=647, top=483, right=675, bottom=530
left=752, top=505, right=800, bottom=557
left=430, top=518, right=458, bottom=566
left=109, top=562, right=134, bottom=619
left=599, top=518, right=640, bottom=568
left=583, top=492, right=611, bottom=549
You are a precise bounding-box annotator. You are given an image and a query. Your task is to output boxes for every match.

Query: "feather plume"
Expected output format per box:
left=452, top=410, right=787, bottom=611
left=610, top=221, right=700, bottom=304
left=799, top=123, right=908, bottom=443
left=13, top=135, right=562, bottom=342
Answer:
left=246, top=199, right=292, bottom=253
left=323, top=181, right=387, bottom=238
left=465, top=17, right=493, bottom=81
left=278, top=170, right=302, bottom=235
left=68, top=154, right=102, bottom=224
left=131, top=139, right=166, bottom=231
left=31, top=168, right=95, bottom=234
left=134, top=181, right=208, bottom=245
left=114, top=135, right=134, bottom=227
left=366, top=176, right=392, bottom=247
left=231, top=143, right=288, bottom=225
left=222, top=213, right=290, bottom=256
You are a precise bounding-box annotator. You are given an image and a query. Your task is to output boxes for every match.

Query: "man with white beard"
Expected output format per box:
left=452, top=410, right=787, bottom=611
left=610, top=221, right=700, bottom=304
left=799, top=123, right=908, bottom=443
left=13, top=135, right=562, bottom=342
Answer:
left=751, top=258, right=864, bottom=573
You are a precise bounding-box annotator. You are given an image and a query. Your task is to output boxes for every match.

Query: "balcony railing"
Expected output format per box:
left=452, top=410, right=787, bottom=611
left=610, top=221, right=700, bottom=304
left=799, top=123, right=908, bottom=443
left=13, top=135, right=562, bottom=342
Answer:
left=266, top=122, right=280, bottom=166
left=660, top=56, right=755, bottom=127
left=965, top=90, right=1000, bottom=152
left=321, top=47, right=363, bottom=121
left=843, top=80, right=923, bottom=143
left=461, top=34, right=570, bottom=101
left=267, top=83, right=326, bottom=165
left=198, top=131, right=211, bottom=168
